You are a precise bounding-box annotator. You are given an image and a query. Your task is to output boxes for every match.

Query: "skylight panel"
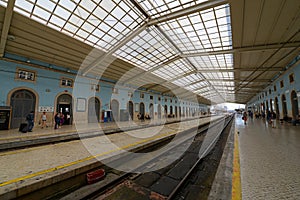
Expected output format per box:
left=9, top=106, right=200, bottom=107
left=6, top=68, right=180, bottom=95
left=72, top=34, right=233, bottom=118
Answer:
left=0, top=0, right=7, bottom=7
left=75, top=6, right=89, bottom=19
left=55, top=6, right=71, bottom=20
left=200, top=9, right=214, bottom=21
left=33, top=6, right=50, bottom=22
left=93, top=7, right=108, bottom=20
left=50, top=15, right=66, bottom=27
left=59, top=0, right=77, bottom=12
left=80, top=0, right=97, bottom=13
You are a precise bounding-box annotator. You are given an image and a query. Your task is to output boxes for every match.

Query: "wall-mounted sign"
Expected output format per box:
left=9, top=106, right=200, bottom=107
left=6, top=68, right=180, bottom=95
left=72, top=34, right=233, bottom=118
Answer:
left=39, top=106, right=54, bottom=112
left=77, top=98, right=86, bottom=112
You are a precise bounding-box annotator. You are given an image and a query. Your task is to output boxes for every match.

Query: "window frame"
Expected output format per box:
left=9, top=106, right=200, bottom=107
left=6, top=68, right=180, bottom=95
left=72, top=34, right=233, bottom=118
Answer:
left=15, top=68, right=37, bottom=83
left=60, top=77, right=73, bottom=88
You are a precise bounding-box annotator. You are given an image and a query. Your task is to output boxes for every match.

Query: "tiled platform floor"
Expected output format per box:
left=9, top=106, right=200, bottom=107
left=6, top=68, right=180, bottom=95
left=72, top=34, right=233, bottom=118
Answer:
left=236, top=115, right=300, bottom=200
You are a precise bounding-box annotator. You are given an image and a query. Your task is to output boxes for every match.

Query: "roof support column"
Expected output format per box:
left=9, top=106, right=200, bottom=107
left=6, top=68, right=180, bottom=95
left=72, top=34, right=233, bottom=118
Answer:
left=0, top=0, right=16, bottom=57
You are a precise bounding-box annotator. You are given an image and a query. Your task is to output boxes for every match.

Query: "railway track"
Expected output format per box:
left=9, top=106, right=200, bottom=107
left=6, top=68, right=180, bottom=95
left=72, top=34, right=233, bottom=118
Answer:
left=59, top=114, right=234, bottom=200
left=0, top=115, right=214, bottom=152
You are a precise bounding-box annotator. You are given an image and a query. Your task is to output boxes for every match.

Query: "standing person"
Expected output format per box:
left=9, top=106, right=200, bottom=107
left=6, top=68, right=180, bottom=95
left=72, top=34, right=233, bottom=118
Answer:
left=60, top=112, right=65, bottom=127
left=40, top=111, right=48, bottom=128
left=26, top=111, right=35, bottom=132
left=242, top=111, right=248, bottom=125
left=54, top=112, right=60, bottom=129
left=261, top=111, right=265, bottom=119
left=271, top=111, right=277, bottom=128
left=266, top=110, right=271, bottom=124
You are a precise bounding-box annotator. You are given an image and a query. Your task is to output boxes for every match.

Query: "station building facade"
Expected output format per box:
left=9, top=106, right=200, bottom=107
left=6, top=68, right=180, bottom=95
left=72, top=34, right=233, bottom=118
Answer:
left=247, top=55, right=300, bottom=122
left=0, top=55, right=209, bottom=129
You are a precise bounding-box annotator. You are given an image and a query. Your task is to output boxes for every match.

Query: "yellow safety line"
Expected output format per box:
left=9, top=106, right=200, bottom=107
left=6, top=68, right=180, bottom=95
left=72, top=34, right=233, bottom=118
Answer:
left=0, top=130, right=176, bottom=187
left=232, top=131, right=242, bottom=200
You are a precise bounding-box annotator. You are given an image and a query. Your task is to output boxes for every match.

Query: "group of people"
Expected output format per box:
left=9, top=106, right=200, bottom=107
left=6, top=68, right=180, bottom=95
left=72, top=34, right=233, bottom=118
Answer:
left=54, top=112, right=68, bottom=129
left=137, top=113, right=151, bottom=121
left=242, top=110, right=277, bottom=128
left=24, top=111, right=68, bottom=132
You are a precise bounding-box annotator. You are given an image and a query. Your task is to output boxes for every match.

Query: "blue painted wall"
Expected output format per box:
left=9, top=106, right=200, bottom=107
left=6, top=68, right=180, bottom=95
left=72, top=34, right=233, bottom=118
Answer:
left=0, top=58, right=208, bottom=126
left=247, top=56, right=300, bottom=120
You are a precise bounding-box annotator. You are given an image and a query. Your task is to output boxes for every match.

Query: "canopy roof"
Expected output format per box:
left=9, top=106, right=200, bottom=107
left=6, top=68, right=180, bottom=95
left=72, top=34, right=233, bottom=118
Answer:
left=0, top=0, right=299, bottom=104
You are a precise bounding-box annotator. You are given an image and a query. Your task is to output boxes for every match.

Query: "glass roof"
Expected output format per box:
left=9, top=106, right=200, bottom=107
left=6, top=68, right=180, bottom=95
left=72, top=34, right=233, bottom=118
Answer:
left=0, top=0, right=235, bottom=103
left=158, top=4, right=231, bottom=54
left=152, top=59, right=193, bottom=80
left=9, top=0, right=146, bottom=51
left=114, top=26, right=178, bottom=70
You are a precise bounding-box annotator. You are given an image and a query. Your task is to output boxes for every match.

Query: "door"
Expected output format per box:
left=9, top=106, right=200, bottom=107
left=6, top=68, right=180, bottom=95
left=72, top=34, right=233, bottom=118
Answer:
left=10, top=89, right=36, bottom=129
left=149, top=103, right=154, bottom=119
left=275, top=97, right=280, bottom=119
left=128, top=101, right=134, bottom=120
left=282, top=94, right=288, bottom=119
left=57, top=94, right=72, bottom=125
left=179, top=106, right=181, bottom=117
left=140, top=102, right=145, bottom=115
left=157, top=104, right=161, bottom=119
left=111, top=99, right=119, bottom=121
left=291, top=91, right=299, bottom=120
left=88, top=97, right=100, bottom=123
left=164, top=105, right=168, bottom=117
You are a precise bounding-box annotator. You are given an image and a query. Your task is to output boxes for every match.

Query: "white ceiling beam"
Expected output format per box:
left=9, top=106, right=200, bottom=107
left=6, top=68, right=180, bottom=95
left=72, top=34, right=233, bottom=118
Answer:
left=211, top=78, right=270, bottom=83
left=0, top=0, right=16, bottom=57
left=180, top=42, right=300, bottom=58
left=196, top=67, right=283, bottom=72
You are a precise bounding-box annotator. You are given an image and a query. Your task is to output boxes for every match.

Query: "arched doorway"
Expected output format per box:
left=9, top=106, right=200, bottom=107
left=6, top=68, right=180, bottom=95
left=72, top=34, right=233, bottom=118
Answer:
left=57, top=94, right=73, bottom=125
left=149, top=103, right=154, bottom=119
left=111, top=99, right=119, bottom=122
left=140, top=102, right=145, bottom=115
left=10, top=89, right=36, bottom=129
left=170, top=105, right=173, bottom=116
left=291, top=91, right=299, bottom=120
left=88, top=97, right=100, bottom=123
left=179, top=106, right=181, bottom=117
left=275, top=97, right=280, bottom=119
left=128, top=101, right=134, bottom=120
left=164, top=105, right=168, bottom=117
left=158, top=104, right=161, bottom=119
left=281, top=94, right=288, bottom=120
left=175, top=106, right=178, bottom=118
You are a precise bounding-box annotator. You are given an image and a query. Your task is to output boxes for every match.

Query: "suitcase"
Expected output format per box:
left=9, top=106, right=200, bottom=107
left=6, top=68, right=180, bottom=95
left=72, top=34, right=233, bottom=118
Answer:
left=86, top=169, right=105, bottom=184
left=19, top=123, right=28, bottom=133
